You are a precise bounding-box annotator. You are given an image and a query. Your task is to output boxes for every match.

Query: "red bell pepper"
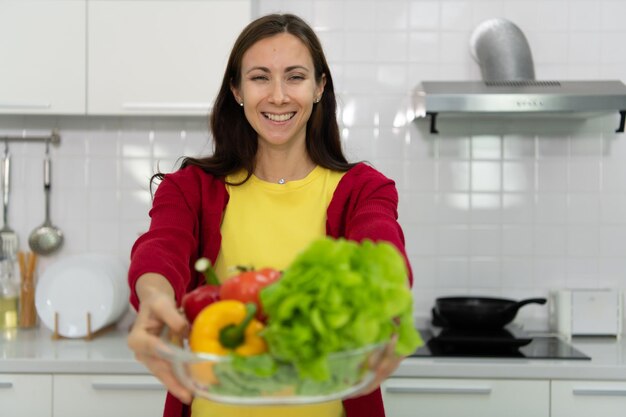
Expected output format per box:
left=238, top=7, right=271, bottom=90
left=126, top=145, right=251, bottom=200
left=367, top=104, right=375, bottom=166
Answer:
left=181, top=258, right=221, bottom=324
left=219, top=267, right=281, bottom=321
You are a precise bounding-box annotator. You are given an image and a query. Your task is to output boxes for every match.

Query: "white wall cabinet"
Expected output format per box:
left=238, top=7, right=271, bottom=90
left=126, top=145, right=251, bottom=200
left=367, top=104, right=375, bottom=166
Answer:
left=87, top=0, right=250, bottom=115
left=382, top=378, right=550, bottom=417
left=1, top=0, right=250, bottom=116
left=551, top=380, right=626, bottom=417
left=0, top=1, right=86, bottom=114
left=0, top=374, right=53, bottom=416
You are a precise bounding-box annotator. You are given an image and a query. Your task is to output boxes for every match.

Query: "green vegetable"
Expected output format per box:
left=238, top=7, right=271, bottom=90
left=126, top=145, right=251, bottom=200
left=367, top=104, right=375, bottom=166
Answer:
left=259, top=237, right=423, bottom=381
left=218, top=347, right=375, bottom=397
left=213, top=354, right=294, bottom=396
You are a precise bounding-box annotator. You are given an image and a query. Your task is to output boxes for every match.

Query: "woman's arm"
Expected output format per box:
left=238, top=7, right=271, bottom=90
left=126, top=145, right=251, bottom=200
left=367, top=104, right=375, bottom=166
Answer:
left=334, top=165, right=413, bottom=404
left=329, top=163, right=413, bottom=284
left=128, top=171, right=203, bottom=310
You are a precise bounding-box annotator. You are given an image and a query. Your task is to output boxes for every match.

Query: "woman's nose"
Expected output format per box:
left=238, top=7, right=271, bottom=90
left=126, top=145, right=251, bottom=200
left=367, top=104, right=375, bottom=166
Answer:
left=269, top=81, right=288, bottom=104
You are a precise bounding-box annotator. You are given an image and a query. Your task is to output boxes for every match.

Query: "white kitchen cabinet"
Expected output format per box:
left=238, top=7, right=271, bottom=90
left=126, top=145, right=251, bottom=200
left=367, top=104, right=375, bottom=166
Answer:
left=53, top=374, right=166, bottom=417
left=551, top=380, right=626, bottom=417
left=381, top=377, right=549, bottom=417
left=0, top=374, right=53, bottom=416
left=0, top=1, right=86, bottom=114
left=1, top=0, right=250, bottom=116
left=87, top=0, right=251, bottom=115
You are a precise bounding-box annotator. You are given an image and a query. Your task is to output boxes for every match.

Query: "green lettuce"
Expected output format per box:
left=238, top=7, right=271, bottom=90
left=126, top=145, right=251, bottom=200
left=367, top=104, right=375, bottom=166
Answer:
left=259, top=237, right=423, bottom=381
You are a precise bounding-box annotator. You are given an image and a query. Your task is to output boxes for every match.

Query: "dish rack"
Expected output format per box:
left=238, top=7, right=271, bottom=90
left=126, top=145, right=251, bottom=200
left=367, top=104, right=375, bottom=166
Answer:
left=50, top=312, right=115, bottom=341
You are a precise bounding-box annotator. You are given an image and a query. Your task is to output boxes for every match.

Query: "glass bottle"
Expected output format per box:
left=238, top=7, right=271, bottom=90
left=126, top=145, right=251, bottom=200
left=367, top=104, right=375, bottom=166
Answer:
left=0, top=258, right=18, bottom=329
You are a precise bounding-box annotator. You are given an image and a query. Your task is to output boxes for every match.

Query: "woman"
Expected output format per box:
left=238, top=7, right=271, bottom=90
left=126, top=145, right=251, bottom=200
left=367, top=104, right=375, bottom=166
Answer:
left=127, top=13, right=411, bottom=417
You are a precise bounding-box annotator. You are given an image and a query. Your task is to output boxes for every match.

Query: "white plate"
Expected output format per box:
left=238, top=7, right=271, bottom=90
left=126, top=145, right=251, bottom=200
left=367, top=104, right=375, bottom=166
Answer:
left=75, top=253, right=130, bottom=318
left=35, top=254, right=129, bottom=338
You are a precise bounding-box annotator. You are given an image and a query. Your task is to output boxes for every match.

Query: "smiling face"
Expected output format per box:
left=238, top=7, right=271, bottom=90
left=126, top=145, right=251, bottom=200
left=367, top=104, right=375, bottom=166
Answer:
left=231, top=33, right=325, bottom=151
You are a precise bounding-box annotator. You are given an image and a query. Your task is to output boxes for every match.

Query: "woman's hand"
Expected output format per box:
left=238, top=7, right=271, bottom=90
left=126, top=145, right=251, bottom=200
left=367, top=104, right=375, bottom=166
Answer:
left=352, top=335, right=403, bottom=397
left=127, top=274, right=192, bottom=404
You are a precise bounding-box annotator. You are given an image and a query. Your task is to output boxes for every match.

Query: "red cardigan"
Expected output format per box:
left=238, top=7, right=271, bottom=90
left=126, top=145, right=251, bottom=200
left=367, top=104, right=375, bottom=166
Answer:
left=129, top=162, right=412, bottom=417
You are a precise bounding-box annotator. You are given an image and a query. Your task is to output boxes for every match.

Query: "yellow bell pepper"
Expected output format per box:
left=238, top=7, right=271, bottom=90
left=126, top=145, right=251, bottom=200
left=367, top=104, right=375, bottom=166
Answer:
left=189, top=300, right=267, bottom=356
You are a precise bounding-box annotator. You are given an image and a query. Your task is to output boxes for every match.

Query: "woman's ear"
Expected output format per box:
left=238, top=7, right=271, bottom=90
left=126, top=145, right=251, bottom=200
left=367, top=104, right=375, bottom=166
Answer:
left=315, top=73, right=327, bottom=101
left=230, top=85, right=242, bottom=105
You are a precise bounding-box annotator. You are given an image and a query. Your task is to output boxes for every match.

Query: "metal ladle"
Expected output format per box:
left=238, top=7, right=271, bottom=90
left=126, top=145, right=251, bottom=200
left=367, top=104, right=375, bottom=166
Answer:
left=28, top=142, right=63, bottom=255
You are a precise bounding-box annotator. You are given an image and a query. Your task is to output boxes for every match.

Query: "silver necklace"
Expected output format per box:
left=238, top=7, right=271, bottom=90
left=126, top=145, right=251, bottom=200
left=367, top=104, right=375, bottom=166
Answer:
left=278, top=178, right=286, bottom=184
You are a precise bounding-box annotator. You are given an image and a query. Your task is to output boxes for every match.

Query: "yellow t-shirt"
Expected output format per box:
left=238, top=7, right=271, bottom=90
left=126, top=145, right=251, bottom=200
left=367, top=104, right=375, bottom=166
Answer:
left=214, top=165, right=344, bottom=280
left=192, top=165, right=345, bottom=417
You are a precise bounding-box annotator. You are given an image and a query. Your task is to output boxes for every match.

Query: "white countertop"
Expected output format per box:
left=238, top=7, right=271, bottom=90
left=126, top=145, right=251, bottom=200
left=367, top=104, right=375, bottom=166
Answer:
left=0, top=326, right=149, bottom=374
left=2, top=327, right=626, bottom=381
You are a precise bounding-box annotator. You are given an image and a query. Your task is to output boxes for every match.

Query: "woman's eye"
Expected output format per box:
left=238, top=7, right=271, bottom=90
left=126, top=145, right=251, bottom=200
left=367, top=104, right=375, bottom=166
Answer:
left=288, top=75, right=305, bottom=82
left=250, top=75, right=268, bottom=81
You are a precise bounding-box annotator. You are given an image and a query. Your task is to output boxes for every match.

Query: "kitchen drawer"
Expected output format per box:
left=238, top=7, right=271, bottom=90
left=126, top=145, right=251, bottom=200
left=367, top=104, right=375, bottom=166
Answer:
left=382, top=377, right=549, bottom=417
left=0, top=374, right=52, bottom=416
left=551, top=380, right=626, bottom=417
left=53, top=374, right=166, bottom=417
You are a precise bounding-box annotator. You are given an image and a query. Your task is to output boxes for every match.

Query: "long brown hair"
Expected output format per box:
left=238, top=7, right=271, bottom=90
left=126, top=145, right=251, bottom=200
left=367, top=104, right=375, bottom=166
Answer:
left=175, top=13, right=355, bottom=185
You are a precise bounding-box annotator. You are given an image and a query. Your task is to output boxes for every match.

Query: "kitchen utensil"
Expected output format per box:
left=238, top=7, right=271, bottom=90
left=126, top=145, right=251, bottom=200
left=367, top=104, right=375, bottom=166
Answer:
left=157, top=342, right=385, bottom=405
left=35, top=253, right=129, bottom=338
left=469, top=18, right=535, bottom=81
left=28, top=144, right=64, bottom=255
left=434, top=296, right=547, bottom=330
left=18, top=251, right=38, bottom=328
left=0, top=142, right=19, bottom=260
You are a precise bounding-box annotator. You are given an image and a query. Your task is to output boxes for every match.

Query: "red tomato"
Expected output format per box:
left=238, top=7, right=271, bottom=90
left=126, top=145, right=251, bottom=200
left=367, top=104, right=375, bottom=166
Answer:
left=219, top=268, right=281, bottom=320
left=257, top=268, right=281, bottom=283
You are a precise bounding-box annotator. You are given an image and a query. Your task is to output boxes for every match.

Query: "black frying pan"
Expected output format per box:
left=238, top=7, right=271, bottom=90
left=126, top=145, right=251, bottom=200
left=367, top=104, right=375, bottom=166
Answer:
left=434, top=296, right=547, bottom=330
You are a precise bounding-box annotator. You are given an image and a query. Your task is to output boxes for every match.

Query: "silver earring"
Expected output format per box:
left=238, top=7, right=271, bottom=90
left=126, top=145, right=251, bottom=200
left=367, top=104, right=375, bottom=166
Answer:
left=239, top=102, right=244, bottom=107
left=314, top=97, right=320, bottom=103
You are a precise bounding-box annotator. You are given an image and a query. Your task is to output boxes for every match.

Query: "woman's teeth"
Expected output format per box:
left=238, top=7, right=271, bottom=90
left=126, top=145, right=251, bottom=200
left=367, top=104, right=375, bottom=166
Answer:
left=264, top=112, right=295, bottom=122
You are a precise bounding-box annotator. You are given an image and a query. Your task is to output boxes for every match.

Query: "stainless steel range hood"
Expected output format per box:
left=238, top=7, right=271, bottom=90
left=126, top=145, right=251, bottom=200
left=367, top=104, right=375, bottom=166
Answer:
left=412, top=18, right=626, bottom=134
left=413, top=79, right=626, bottom=133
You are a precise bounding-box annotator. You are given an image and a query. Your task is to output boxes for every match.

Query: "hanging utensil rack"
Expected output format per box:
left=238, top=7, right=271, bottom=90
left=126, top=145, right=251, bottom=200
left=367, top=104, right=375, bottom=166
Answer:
left=0, top=130, right=61, bottom=145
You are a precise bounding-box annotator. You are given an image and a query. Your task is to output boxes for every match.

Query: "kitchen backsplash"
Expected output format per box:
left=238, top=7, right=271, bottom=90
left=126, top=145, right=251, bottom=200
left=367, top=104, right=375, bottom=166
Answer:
left=2, top=0, right=626, bottom=329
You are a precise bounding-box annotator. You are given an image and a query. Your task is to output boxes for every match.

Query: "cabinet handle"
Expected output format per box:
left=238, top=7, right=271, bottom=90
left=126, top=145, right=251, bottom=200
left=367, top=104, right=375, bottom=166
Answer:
left=91, top=382, right=164, bottom=391
left=572, top=387, right=626, bottom=397
left=0, top=102, right=51, bottom=109
left=0, top=382, right=13, bottom=389
left=122, top=102, right=211, bottom=111
left=385, top=385, right=492, bottom=395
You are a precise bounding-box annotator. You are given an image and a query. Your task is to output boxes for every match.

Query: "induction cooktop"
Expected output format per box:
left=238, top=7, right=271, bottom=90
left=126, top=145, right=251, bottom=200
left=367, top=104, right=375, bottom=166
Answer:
left=410, top=327, right=591, bottom=360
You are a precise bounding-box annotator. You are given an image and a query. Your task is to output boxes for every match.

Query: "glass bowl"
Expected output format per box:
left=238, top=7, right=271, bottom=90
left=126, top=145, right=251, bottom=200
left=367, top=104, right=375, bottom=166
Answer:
left=157, top=342, right=385, bottom=405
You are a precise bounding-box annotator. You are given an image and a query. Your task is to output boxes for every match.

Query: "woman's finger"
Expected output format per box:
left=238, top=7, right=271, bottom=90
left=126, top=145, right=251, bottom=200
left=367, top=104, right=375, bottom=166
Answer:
left=127, top=293, right=192, bottom=403
left=129, top=332, right=194, bottom=403
left=136, top=351, right=193, bottom=404
left=149, top=294, right=189, bottom=335
left=351, top=336, right=403, bottom=397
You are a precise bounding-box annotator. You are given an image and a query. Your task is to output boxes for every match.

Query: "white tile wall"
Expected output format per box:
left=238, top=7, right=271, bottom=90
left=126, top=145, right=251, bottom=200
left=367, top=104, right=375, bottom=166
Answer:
left=2, top=0, right=626, bottom=329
